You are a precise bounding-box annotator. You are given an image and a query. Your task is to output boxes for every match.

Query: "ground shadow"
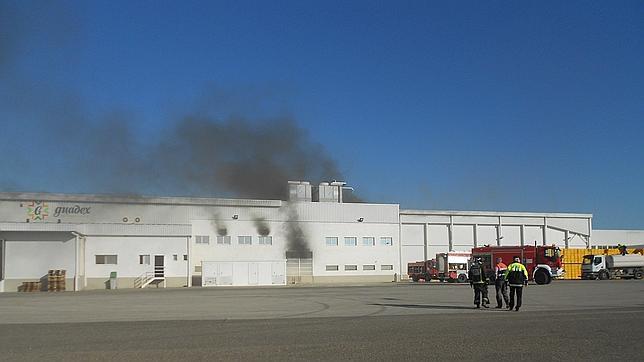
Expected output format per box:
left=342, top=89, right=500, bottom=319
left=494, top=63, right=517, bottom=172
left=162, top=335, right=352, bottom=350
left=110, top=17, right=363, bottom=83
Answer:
left=371, top=303, right=491, bottom=310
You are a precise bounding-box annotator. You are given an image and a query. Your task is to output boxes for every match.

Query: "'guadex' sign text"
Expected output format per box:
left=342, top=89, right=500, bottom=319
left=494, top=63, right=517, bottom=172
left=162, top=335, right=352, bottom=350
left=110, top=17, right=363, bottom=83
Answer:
left=53, top=205, right=92, bottom=217
left=25, top=201, right=92, bottom=221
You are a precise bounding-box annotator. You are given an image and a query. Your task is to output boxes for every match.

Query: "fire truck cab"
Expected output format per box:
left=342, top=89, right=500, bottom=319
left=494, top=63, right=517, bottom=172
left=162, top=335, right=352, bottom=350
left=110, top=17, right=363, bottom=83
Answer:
left=471, top=245, right=564, bottom=285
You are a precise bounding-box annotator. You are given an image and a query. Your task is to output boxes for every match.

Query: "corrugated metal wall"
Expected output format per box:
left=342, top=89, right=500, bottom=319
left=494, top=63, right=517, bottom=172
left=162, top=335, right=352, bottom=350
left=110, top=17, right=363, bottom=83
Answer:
left=561, top=248, right=642, bottom=279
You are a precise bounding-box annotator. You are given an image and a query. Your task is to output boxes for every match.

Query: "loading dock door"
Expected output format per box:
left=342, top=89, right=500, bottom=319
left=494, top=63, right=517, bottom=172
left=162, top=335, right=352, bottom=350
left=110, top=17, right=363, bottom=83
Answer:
left=201, top=261, right=286, bottom=286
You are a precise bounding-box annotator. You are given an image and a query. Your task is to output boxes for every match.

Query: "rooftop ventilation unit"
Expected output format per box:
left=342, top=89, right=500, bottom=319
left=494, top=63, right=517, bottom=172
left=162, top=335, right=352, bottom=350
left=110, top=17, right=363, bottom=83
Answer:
left=287, top=181, right=312, bottom=202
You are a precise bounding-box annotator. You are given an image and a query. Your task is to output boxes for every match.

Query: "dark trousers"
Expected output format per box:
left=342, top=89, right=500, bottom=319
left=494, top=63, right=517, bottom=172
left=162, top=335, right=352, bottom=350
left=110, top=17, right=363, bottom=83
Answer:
left=473, top=284, right=489, bottom=306
left=495, top=281, right=509, bottom=308
left=509, top=286, right=523, bottom=310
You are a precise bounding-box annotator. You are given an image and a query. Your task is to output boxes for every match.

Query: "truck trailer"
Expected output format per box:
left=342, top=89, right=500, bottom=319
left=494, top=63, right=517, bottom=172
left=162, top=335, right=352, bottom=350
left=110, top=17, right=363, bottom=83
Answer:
left=581, top=254, right=644, bottom=280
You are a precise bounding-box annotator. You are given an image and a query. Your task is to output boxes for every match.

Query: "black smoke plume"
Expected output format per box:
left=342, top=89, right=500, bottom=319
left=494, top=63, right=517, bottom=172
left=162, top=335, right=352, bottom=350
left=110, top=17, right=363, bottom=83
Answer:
left=0, top=3, right=362, bottom=202
left=210, top=214, right=228, bottom=236
left=253, top=217, right=270, bottom=236
left=283, top=206, right=312, bottom=258
left=149, top=116, right=345, bottom=200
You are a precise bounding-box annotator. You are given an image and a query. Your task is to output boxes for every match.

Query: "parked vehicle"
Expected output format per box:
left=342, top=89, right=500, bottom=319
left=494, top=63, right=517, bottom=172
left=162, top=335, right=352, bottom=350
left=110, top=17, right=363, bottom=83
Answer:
left=581, top=254, right=644, bottom=280
left=436, top=252, right=471, bottom=283
left=407, top=259, right=439, bottom=282
left=471, top=245, right=564, bottom=285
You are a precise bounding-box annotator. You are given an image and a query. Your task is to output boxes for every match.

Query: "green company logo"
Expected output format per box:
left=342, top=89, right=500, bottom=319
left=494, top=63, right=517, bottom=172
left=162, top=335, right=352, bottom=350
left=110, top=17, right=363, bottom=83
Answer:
left=27, top=201, right=49, bottom=221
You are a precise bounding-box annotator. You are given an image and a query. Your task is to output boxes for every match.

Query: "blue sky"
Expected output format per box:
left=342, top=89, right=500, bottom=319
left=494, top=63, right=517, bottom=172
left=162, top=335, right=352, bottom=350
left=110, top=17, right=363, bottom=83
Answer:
left=1, top=1, right=643, bottom=229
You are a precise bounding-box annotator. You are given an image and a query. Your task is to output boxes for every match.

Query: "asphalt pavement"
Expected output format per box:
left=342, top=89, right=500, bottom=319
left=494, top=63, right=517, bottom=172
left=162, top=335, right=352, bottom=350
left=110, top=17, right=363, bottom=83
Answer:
left=0, top=280, right=642, bottom=361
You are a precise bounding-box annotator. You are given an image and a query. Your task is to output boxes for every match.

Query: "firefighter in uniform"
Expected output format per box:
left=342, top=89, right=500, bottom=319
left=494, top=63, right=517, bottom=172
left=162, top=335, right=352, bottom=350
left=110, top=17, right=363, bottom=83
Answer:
left=468, top=257, right=489, bottom=309
left=504, top=256, right=529, bottom=311
left=494, top=257, right=509, bottom=309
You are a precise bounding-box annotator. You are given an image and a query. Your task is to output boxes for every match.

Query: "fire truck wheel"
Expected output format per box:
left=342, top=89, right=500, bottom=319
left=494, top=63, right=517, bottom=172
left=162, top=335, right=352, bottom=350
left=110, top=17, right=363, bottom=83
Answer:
left=457, top=274, right=467, bottom=283
left=412, top=276, right=419, bottom=282
left=598, top=270, right=610, bottom=280
left=534, top=269, right=551, bottom=285
left=633, top=270, right=643, bottom=280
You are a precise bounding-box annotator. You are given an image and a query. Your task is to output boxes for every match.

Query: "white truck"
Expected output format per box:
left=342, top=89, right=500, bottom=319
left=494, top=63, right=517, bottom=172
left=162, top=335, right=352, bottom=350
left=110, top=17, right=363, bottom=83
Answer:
left=581, top=254, right=644, bottom=280
left=436, top=252, right=471, bottom=283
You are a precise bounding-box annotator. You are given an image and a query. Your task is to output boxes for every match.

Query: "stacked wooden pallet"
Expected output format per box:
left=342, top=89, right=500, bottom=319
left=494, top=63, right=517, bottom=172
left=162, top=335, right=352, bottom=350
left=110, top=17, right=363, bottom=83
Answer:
left=19, top=281, right=42, bottom=292
left=47, top=269, right=66, bottom=292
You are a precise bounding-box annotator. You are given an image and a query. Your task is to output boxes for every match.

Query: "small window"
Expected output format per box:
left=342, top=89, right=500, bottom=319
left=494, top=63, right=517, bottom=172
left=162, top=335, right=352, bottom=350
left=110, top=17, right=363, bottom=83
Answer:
left=380, top=237, right=393, bottom=246
left=363, top=264, right=376, bottom=271
left=594, top=257, right=603, bottom=266
left=344, top=237, right=357, bottom=246
left=238, top=236, right=252, bottom=245
left=362, top=237, right=375, bottom=246
left=139, top=255, right=150, bottom=265
left=183, top=254, right=188, bottom=261
left=326, top=237, right=338, bottom=246
left=195, top=235, right=210, bottom=244
left=217, top=236, right=231, bottom=245
left=258, top=236, right=273, bottom=245
left=194, top=265, right=202, bottom=272
left=344, top=265, right=358, bottom=271
left=173, top=254, right=178, bottom=261
left=96, top=255, right=117, bottom=265
left=326, top=265, right=339, bottom=271
left=381, top=264, right=394, bottom=270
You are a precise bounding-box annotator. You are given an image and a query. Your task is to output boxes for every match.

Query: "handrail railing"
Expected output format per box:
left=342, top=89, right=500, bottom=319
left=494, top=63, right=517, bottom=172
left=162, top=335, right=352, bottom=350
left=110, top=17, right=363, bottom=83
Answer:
left=134, top=266, right=166, bottom=288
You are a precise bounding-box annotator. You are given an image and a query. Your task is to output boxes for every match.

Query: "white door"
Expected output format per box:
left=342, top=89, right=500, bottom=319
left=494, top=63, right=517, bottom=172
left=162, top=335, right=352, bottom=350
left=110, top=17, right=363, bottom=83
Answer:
left=248, top=263, right=259, bottom=285
left=154, top=255, right=164, bottom=277
left=272, top=261, right=286, bottom=285
left=218, top=263, right=233, bottom=285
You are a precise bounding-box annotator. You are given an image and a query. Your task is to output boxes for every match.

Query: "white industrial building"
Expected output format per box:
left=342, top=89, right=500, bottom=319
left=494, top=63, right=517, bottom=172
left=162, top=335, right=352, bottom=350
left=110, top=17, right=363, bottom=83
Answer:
left=0, top=181, right=642, bottom=292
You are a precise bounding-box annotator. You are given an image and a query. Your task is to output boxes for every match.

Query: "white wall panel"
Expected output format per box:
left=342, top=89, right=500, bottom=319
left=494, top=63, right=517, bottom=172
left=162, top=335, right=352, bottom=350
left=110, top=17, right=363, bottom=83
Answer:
left=501, top=217, right=544, bottom=226
left=401, top=224, right=424, bottom=246
left=546, top=229, right=566, bottom=246
left=592, top=230, right=644, bottom=246
left=500, top=225, right=521, bottom=246
left=477, top=226, right=497, bottom=246
left=304, top=222, right=399, bottom=276
left=5, top=239, right=76, bottom=278
left=452, top=216, right=498, bottom=225
left=452, top=225, right=474, bottom=247
left=567, top=234, right=588, bottom=247
left=428, top=225, right=448, bottom=245
left=85, top=236, right=187, bottom=279
left=524, top=226, right=543, bottom=245
left=399, top=215, right=430, bottom=224
left=401, top=245, right=425, bottom=269
left=427, top=245, right=450, bottom=259
left=548, top=218, right=590, bottom=235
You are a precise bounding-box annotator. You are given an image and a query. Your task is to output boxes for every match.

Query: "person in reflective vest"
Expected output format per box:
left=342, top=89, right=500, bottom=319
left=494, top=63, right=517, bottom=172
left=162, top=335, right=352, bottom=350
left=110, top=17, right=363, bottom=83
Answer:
left=494, top=257, right=509, bottom=309
left=468, top=257, right=490, bottom=309
left=504, top=256, right=529, bottom=311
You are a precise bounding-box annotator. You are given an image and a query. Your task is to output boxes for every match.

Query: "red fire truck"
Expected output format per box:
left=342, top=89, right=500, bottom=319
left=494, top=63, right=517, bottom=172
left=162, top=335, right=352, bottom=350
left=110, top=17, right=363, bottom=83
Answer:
left=471, top=245, right=564, bottom=285
left=407, top=259, right=439, bottom=282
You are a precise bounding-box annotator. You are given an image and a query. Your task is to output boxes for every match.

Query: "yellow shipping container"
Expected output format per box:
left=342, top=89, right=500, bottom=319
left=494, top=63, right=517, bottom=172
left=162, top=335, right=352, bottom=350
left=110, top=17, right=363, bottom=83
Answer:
left=560, top=248, right=643, bottom=279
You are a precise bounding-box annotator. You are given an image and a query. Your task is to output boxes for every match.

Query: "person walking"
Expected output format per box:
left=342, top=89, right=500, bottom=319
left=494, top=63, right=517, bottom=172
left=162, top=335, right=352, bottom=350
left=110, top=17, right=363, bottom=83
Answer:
left=494, top=257, right=509, bottom=309
left=618, top=244, right=628, bottom=256
left=468, top=257, right=490, bottom=309
left=505, top=256, right=528, bottom=311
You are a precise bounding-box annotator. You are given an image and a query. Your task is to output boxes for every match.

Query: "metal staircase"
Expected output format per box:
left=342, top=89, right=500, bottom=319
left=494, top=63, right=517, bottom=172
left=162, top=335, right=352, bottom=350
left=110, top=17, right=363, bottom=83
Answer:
left=134, top=266, right=166, bottom=288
